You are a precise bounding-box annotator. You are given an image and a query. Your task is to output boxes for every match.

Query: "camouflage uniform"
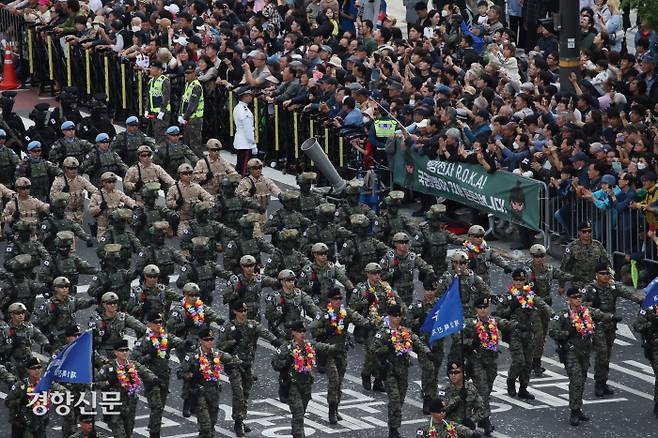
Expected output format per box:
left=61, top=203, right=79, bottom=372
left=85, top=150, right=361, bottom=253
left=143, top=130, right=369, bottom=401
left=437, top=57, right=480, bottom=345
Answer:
left=264, top=191, right=312, bottom=244
left=89, top=310, right=146, bottom=358
left=167, top=297, right=224, bottom=345
left=178, top=237, right=232, bottom=305
left=223, top=270, right=278, bottom=321
left=416, top=418, right=475, bottom=438
left=374, top=191, right=420, bottom=246
left=80, top=145, right=128, bottom=188
left=132, top=182, right=179, bottom=241
left=299, top=258, right=354, bottom=304
left=235, top=166, right=282, bottom=238
left=223, top=213, right=276, bottom=274
left=339, top=214, right=391, bottom=287
left=111, top=128, right=156, bottom=166
left=4, top=220, right=51, bottom=269
left=15, top=155, right=62, bottom=202
left=50, top=164, right=99, bottom=224
left=192, top=141, right=238, bottom=195
left=1, top=184, right=50, bottom=228
left=380, top=234, right=434, bottom=305
left=154, top=139, right=199, bottom=177
left=442, top=377, right=486, bottom=428
left=6, top=377, right=51, bottom=437
left=410, top=292, right=444, bottom=407
left=123, top=156, right=175, bottom=201
left=461, top=240, right=511, bottom=284
left=165, top=170, right=214, bottom=235
left=0, top=143, right=20, bottom=189
left=633, top=305, right=658, bottom=412
left=88, top=175, right=137, bottom=237
left=40, top=232, right=98, bottom=292
left=334, top=181, right=378, bottom=228
left=560, top=238, right=611, bottom=289
left=96, top=209, right=144, bottom=270
left=264, top=229, right=311, bottom=277
left=126, top=280, right=182, bottom=323
left=33, top=289, right=95, bottom=350
left=300, top=203, right=351, bottom=259
left=134, top=221, right=188, bottom=282
left=265, top=274, right=320, bottom=339
left=1, top=254, right=46, bottom=314
left=48, top=135, right=93, bottom=166
left=39, top=194, right=93, bottom=252
left=87, top=245, right=133, bottom=304
left=0, top=319, right=49, bottom=376
left=297, top=172, right=323, bottom=221
left=213, top=174, right=263, bottom=230
left=180, top=201, right=238, bottom=254
left=419, top=204, right=464, bottom=276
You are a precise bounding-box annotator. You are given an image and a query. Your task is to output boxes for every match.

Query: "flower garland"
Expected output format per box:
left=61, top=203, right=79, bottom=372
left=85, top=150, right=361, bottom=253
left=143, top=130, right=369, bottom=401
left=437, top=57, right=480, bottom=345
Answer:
left=445, top=421, right=457, bottom=438
left=570, top=306, right=594, bottom=336
left=183, top=298, right=206, bottom=327
left=327, top=303, right=347, bottom=335
left=116, top=362, right=142, bottom=396
left=292, top=342, right=315, bottom=373
left=148, top=327, right=169, bottom=359
left=199, top=354, right=222, bottom=382
left=475, top=317, right=499, bottom=351
left=367, top=283, right=397, bottom=323
left=508, top=284, right=536, bottom=309
left=390, top=328, right=413, bottom=356
left=463, top=240, right=487, bottom=257
left=26, top=385, right=50, bottom=416
left=426, top=419, right=456, bottom=438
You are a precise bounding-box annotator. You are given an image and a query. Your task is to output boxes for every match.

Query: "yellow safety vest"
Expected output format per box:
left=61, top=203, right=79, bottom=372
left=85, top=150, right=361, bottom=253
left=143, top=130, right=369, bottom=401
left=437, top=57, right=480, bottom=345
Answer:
left=149, top=75, right=171, bottom=113
left=373, top=119, right=397, bottom=138
left=180, top=79, right=204, bottom=119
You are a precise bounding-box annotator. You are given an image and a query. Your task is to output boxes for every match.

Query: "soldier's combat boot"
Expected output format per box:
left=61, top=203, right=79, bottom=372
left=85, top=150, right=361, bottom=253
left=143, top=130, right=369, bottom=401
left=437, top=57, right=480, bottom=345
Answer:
left=570, top=409, right=580, bottom=426
left=234, top=420, right=246, bottom=437
left=654, top=402, right=658, bottom=418
left=517, top=384, right=535, bottom=400
left=244, top=423, right=252, bottom=432
left=388, top=427, right=402, bottom=438
left=182, top=398, right=192, bottom=417
left=482, top=416, right=494, bottom=436
left=422, top=397, right=431, bottom=415
left=531, top=358, right=545, bottom=376
left=602, top=381, right=614, bottom=395
left=372, top=378, right=385, bottom=392
left=506, top=378, right=516, bottom=397
left=362, top=374, right=371, bottom=391
left=328, top=402, right=339, bottom=424
left=594, top=381, right=605, bottom=397
left=577, top=410, right=590, bottom=421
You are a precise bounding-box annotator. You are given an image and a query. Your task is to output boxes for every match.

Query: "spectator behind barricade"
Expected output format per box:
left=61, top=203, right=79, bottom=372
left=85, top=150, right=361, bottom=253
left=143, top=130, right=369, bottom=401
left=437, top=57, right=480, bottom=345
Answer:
left=632, top=172, right=658, bottom=226
left=594, top=0, right=624, bottom=52
left=52, top=0, right=85, bottom=36
left=23, top=0, right=51, bottom=25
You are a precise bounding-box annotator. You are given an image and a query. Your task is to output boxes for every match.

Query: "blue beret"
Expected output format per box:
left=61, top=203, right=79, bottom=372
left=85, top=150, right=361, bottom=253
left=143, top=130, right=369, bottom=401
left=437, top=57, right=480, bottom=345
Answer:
left=166, top=126, right=180, bottom=135
left=27, top=141, right=42, bottom=151
left=61, top=121, right=75, bottom=130
left=125, top=116, right=139, bottom=125
left=95, top=133, right=110, bottom=142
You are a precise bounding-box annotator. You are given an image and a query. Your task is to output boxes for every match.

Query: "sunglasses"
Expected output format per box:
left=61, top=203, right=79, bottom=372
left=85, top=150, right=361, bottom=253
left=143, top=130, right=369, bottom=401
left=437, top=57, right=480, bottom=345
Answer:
left=580, top=229, right=592, bottom=233
left=140, top=153, right=152, bottom=157
left=99, top=140, right=110, bottom=144
left=243, top=264, right=256, bottom=268
left=234, top=308, right=247, bottom=313
left=449, top=370, right=462, bottom=375
left=116, top=348, right=130, bottom=352
left=180, top=171, right=193, bottom=175
left=152, top=320, right=164, bottom=324
left=597, top=271, right=611, bottom=276
left=201, top=337, right=215, bottom=341
left=315, top=252, right=329, bottom=256
left=65, top=166, right=78, bottom=170
left=570, top=295, right=583, bottom=299
left=186, top=294, right=199, bottom=298
left=469, top=234, right=484, bottom=238
left=513, top=277, right=526, bottom=281
left=458, top=261, right=469, bottom=265
left=331, top=296, right=343, bottom=300
left=251, top=166, right=263, bottom=170
left=13, top=311, right=26, bottom=315
left=105, top=180, right=117, bottom=184
left=30, top=149, right=42, bottom=153
left=532, top=254, right=544, bottom=258
left=208, top=148, right=220, bottom=151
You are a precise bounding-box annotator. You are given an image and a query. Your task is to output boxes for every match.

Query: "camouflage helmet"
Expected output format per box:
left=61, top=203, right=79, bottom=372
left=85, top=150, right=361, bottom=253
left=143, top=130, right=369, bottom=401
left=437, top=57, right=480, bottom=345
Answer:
left=278, top=228, right=299, bottom=241
left=345, top=180, right=364, bottom=195
left=150, top=221, right=170, bottom=234
left=142, top=182, right=161, bottom=196
left=364, top=262, right=382, bottom=273
left=111, top=208, right=133, bottom=222
left=240, top=255, right=257, bottom=266
left=53, top=276, right=71, bottom=287
left=51, top=192, right=71, bottom=207
left=529, top=244, right=547, bottom=257
left=392, top=232, right=410, bottom=243
left=279, top=190, right=300, bottom=204
left=137, top=145, right=153, bottom=154
left=317, top=203, right=336, bottom=216
left=193, top=201, right=212, bottom=214
left=238, top=213, right=261, bottom=228
left=11, top=254, right=32, bottom=269
left=63, top=156, right=80, bottom=168
left=101, top=292, right=119, bottom=303
left=103, top=243, right=122, bottom=257
left=177, top=163, right=194, bottom=173
left=278, top=269, right=296, bottom=281
left=101, top=172, right=118, bottom=183
left=55, top=231, right=75, bottom=247
left=385, top=190, right=405, bottom=205
left=15, top=177, right=31, bottom=188
left=349, top=213, right=370, bottom=228
left=221, top=174, right=242, bottom=187
left=425, top=204, right=447, bottom=219
left=182, top=282, right=200, bottom=295
left=7, top=302, right=27, bottom=313
left=191, top=236, right=210, bottom=248
left=468, top=225, right=485, bottom=236
left=311, top=242, right=329, bottom=253
left=247, top=158, right=263, bottom=169
left=143, top=264, right=161, bottom=276
left=451, top=250, right=469, bottom=263
left=13, top=219, right=33, bottom=231
left=296, top=172, right=317, bottom=185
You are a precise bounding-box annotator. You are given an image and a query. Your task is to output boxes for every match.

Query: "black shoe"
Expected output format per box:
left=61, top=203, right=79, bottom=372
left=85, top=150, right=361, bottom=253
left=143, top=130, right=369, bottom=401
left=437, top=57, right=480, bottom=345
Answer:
left=482, top=416, right=494, bottom=436
left=602, top=383, right=614, bottom=395
left=517, top=385, right=535, bottom=400
left=594, top=381, right=605, bottom=397
left=234, top=420, right=246, bottom=437
left=388, top=428, right=402, bottom=438
left=422, top=397, right=431, bottom=415
left=328, top=402, right=338, bottom=424
left=373, top=379, right=385, bottom=392
left=244, top=423, right=252, bottom=433
left=182, top=398, right=192, bottom=417
left=577, top=410, right=590, bottom=421
left=531, top=358, right=545, bottom=376
left=336, top=411, right=343, bottom=421
left=570, top=409, right=580, bottom=426
left=506, top=378, right=516, bottom=397
left=362, top=374, right=372, bottom=391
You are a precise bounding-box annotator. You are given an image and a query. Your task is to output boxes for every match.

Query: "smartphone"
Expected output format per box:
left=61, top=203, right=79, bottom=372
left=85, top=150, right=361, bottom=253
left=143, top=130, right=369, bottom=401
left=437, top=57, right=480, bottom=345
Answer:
left=371, top=68, right=381, bottom=81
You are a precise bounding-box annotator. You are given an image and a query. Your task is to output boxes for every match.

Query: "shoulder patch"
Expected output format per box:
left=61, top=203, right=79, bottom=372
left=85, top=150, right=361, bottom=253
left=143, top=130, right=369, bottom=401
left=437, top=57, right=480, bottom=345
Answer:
left=180, top=266, right=187, bottom=272
left=375, top=333, right=382, bottom=339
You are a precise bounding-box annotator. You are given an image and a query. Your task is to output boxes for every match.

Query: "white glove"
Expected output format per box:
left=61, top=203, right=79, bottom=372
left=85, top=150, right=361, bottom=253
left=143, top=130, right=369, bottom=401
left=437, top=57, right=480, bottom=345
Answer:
left=177, top=116, right=186, bottom=125
left=157, top=112, right=165, bottom=120
left=144, top=110, right=149, bottom=118
left=251, top=147, right=258, bottom=155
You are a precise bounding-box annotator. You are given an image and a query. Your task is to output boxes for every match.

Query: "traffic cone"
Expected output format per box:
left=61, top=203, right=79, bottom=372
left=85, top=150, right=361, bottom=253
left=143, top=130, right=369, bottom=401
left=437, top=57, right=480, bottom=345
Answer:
left=0, top=43, right=21, bottom=90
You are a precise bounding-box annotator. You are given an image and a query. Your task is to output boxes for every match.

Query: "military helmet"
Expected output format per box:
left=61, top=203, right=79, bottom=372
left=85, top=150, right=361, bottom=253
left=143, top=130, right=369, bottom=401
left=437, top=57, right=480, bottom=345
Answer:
left=385, top=190, right=405, bottom=205
left=468, top=225, right=485, bottom=236
left=278, top=228, right=299, bottom=241
left=240, top=255, right=257, bottom=266
left=311, top=242, right=329, bottom=253
left=7, top=302, right=27, bottom=313
left=101, top=172, right=118, bottom=183
left=142, top=182, right=161, bottom=195
left=279, top=190, right=300, bottom=203
left=15, top=177, right=31, bottom=188
left=529, top=244, right=547, bottom=256
left=206, top=138, right=222, bottom=150
left=364, top=262, right=382, bottom=273
left=53, top=276, right=71, bottom=287
left=317, top=203, right=336, bottom=215
left=150, top=221, right=169, bottom=234
left=55, top=231, right=75, bottom=248
left=278, top=269, right=296, bottom=281
left=392, top=232, right=410, bottom=243
left=426, top=204, right=447, bottom=219
left=143, top=264, right=161, bottom=276
left=182, top=282, right=200, bottom=295
left=137, top=145, right=153, bottom=154
left=13, top=219, right=33, bottom=231
left=345, top=180, right=364, bottom=195
left=103, top=243, right=122, bottom=256
left=101, top=292, right=119, bottom=303
left=51, top=192, right=71, bottom=206
left=296, top=171, right=317, bottom=184
left=247, top=158, right=263, bottom=169
left=350, top=213, right=370, bottom=228
left=222, top=174, right=242, bottom=187
left=111, top=208, right=133, bottom=222
left=12, top=254, right=32, bottom=269
left=451, top=250, right=469, bottom=262
left=238, top=213, right=261, bottom=228
left=193, top=201, right=212, bottom=214
left=63, top=156, right=80, bottom=168
left=178, top=163, right=194, bottom=173
left=191, top=236, right=210, bottom=247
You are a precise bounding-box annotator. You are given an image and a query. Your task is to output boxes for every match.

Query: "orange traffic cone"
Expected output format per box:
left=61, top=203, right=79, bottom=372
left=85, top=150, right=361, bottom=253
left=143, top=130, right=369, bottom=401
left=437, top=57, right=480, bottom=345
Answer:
left=0, top=43, right=20, bottom=90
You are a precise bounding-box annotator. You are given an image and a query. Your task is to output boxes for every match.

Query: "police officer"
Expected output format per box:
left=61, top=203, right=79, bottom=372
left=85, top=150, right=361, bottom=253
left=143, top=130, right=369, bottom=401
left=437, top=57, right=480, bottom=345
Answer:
left=265, top=270, right=320, bottom=339
left=89, top=291, right=146, bottom=358
left=50, top=157, right=99, bottom=224
left=146, top=61, right=172, bottom=142
left=49, top=120, right=93, bottom=166
left=154, top=126, right=199, bottom=177
left=298, top=242, right=355, bottom=304
left=222, top=254, right=278, bottom=320
left=223, top=212, right=277, bottom=274
left=111, top=115, right=156, bottom=165
left=2, top=177, right=49, bottom=228
left=15, top=140, right=62, bottom=202
left=560, top=221, right=611, bottom=289
left=178, top=236, right=231, bottom=305
left=380, top=232, right=434, bottom=305
left=236, top=158, right=281, bottom=237
left=88, top=172, right=137, bottom=238
left=0, top=303, right=49, bottom=376
left=123, top=144, right=175, bottom=202
left=461, top=225, right=512, bottom=283
left=166, top=163, right=214, bottom=235
left=81, top=133, right=129, bottom=188
left=193, top=138, right=238, bottom=195
left=419, top=204, right=465, bottom=277
left=233, top=87, right=257, bottom=175
left=179, top=62, right=205, bottom=156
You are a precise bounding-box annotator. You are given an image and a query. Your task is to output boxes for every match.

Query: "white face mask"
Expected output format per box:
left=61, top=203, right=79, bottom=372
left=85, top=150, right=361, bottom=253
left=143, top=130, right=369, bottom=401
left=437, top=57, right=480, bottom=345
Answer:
left=638, top=162, right=648, bottom=170
left=512, top=142, right=520, bottom=150
left=441, top=10, right=449, bottom=17
left=131, top=26, right=142, bottom=32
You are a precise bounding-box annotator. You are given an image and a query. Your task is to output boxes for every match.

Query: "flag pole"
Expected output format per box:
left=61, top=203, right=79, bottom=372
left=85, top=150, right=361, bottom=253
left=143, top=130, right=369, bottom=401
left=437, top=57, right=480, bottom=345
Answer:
left=91, top=329, right=97, bottom=434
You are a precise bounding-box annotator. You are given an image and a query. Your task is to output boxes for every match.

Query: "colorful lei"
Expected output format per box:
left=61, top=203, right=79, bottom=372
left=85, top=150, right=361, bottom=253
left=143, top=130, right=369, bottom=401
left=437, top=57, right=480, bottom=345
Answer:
left=508, top=284, right=536, bottom=309
left=148, top=327, right=169, bottom=359
left=570, top=306, right=594, bottom=336
left=116, top=362, right=142, bottom=396
left=367, top=282, right=397, bottom=323
left=475, top=317, right=499, bottom=351
left=445, top=421, right=457, bottom=438
left=463, top=240, right=487, bottom=257
left=199, top=353, right=222, bottom=382
left=26, top=385, right=50, bottom=416
left=292, top=342, right=315, bottom=373
left=391, top=328, right=413, bottom=356
left=327, top=303, right=347, bottom=335
left=426, top=419, right=456, bottom=438
left=183, top=298, right=206, bottom=327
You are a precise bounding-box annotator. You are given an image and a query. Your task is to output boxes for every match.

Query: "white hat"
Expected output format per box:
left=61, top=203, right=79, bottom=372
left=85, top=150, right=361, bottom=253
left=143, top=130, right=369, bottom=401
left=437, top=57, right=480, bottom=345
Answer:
left=173, top=35, right=188, bottom=46
left=164, top=3, right=179, bottom=14
left=416, top=119, right=429, bottom=129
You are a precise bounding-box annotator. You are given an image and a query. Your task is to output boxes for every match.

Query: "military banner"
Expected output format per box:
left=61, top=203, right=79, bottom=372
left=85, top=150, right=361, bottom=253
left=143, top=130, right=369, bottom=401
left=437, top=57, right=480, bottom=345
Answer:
left=393, top=148, right=542, bottom=231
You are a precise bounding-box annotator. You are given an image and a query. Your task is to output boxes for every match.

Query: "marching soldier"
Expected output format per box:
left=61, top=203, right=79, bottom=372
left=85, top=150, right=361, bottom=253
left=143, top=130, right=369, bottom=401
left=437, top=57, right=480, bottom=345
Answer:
left=42, top=194, right=94, bottom=255
left=461, top=225, right=512, bottom=283
left=50, top=156, right=98, bottom=225
left=97, top=209, right=144, bottom=269
left=165, top=163, right=214, bottom=235
left=264, top=191, right=312, bottom=242
left=15, top=140, right=61, bottom=203
left=236, top=158, right=281, bottom=237
left=111, top=115, right=156, bottom=166
left=297, top=172, right=322, bottom=220
left=298, top=242, right=354, bottom=304
left=218, top=301, right=282, bottom=436
left=87, top=244, right=133, bottom=304
left=374, top=190, right=420, bottom=247
left=126, top=265, right=182, bottom=323
left=222, top=255, right=278, bottom=321
left=633, top=302, right=658, bottom=418
left=370, top=304, right=430, bottom=438
left=334, top=180, right=378, bottom=228
left=123, top=145, right=175, bottom=202
left=178, top=327, right=242, bottom=436
left=0, top=128, right=20, bottom=189
left=560, top=221, right=611, bottom=289
left=264, top=229, right=311, bottom=277
left=380, top=232, right=434, bottom=306
left=5, top=357, right=51, bottom=437
left=131, top=311, right=186, bottom=438
left=300, top=203, right=351, bottom=260
left=33, top=276, right=95, bottom=349
left=96, top=339, right=158, bottom=438
left=2, top=177, right=49, bottom=228
left=180, top=201, right=238, bottom=255
left=48, top=120, right=93, bottom=166
left=271, top=320, right=337, bottom=438
left=583, top=262, right=642, bottom=397
left=80, top=133, right=129, bottom=188
left=0, top=182, right=15, bottom=232
left=442, top=361, right=486, bottom=435
left=146, top=61, right=172, bottom=143
left=179, top=62, right=205, bottom=156
left=214, top=174, right=264, bottom=230
left=132, top=182, right=180, bottom=240
left=4, top=219, right=51, bottom=268
left=311, top=288, right=370, bottom=423
left=89, top=292, right=146, bottom=359
left=178, top=236, right=231, bottom=305
left=70, top=415, right=108, bottom=438
left=265, top=269, right=320, bottom=339
left=0, top=303, right=50, bottom=376
left=549, top=287, right=614, bottom=426
left=1, top=256, right=46, bottom=315
left=154, top=126, right=199, bottom=177
left=223, top=212, right=276, bottom=274
left=134, top=221, right=188, bottom=282
left=438, top=251, right=492, bottom=319
left=88, top=172, right=137, bottom=238
left=419, top=204, right=465, bottom=277
left=416, top=398, right=479, bottom=438
left=339, top=214, right=391, bottom=286
left=193, top=138, right=238, bottom=195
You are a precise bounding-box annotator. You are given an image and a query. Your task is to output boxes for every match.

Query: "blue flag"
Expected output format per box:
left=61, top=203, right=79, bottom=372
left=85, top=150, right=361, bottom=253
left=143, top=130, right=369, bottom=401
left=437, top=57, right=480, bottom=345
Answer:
left=35, top=330, right=93, bottom=393
left=643, top=276, right=658, bottom=309
left=421, top=277, right=464, bottom=346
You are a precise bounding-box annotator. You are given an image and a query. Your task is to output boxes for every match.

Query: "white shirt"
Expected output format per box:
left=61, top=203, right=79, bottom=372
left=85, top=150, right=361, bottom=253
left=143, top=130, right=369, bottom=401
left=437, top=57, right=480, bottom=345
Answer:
left=233, top=101, right=256, bottom=151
